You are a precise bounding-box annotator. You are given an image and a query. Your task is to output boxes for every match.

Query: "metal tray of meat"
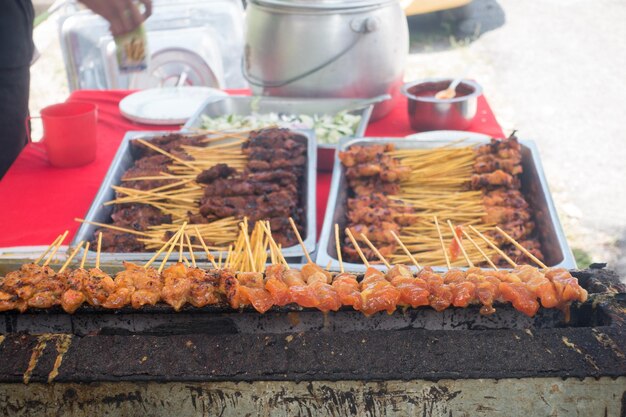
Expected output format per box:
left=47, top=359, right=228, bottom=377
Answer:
left=316, top=131, right=577, bottom=273
left=72, top=129, right=317, bottom=262
left=182, top=95, right=375, bottom=171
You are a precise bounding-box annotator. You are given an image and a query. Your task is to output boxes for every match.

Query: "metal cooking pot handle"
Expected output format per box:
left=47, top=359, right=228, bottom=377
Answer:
left=243, top=17, right=379, bottom=89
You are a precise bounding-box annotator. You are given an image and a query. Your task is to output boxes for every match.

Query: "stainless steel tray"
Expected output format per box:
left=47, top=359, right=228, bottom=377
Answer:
left=72, top=129, right=317, bottom=262
left=316, top=134, right=577, bottom=272
left=182, top=95, right=374, bottom=171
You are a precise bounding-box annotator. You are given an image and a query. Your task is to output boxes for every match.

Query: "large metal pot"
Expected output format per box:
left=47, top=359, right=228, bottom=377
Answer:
left=244, top=0, right=408, bottom=119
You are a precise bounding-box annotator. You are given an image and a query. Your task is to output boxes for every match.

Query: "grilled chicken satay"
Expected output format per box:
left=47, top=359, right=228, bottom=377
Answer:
left=28, top=270, right=65, bottom=309
left=419, top=268, right=453, bottom=312
left=108, top=262, right=162, bottom=309
left=59, top=268, right=88, bottom=313
left=1, top=264, right=56, bottom=311
left=283, top=268, right=320, bottom=309
left=545, top=268, right=588, bottom=304
left=188, top=268, right=222, bottom=308
left=359, top=267, right=400, bottom=316
left=161, top=262, right=191, bottom=311
left=464, top=270, right=501, bottom=315
left=83, top=268, right=116, bottom=307
left=264, top=264, right=292, bottom=307
left=300, top=263, right=341, bottom=313
left=514, top=265, right=559, bottom=308
left=498, top=281, right=539, bottom=318
left=385, top=265, right=430, bottom=309
left=237, top=272, right=274, bottom=314
left=443, top=269, right=476, bottom=308
left=331, top=272, right=362, bottom=310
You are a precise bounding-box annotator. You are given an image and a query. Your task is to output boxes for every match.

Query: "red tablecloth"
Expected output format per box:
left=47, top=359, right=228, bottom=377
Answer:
left=0, top=90, right=503, bottom=247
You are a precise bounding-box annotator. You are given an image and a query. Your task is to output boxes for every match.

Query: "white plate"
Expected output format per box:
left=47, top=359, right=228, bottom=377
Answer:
left=119, top=87, right=228, bottom=125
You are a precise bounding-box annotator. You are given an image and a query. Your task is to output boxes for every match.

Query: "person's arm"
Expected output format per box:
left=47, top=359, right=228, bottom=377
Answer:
left=79, top=0, right=152, bottom=35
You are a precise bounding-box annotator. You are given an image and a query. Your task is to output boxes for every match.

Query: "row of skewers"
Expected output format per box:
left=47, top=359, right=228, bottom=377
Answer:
left=91, top=127, right=308, bottom=253
left=0, top=216, right=587, bottom=318
left=338, top=134, right=543, bottom=268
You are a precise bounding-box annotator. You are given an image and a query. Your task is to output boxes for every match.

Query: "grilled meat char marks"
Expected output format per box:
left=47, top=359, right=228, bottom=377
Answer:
left=197, top=128, right=308, bottom=247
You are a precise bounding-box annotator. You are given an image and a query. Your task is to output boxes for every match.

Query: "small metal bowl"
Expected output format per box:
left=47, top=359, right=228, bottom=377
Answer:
left=401, top=78, right=482, bottom=131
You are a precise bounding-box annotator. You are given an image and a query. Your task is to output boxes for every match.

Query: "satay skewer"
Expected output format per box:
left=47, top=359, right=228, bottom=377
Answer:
left=447, top=220, right=474, bottom=268
left=58, top=241, right=84, bottom=274
left=193, top=226, right=218, bottom=269
left=185, top=233, right=197, bottom=268
left=433, top=216, right=451, bottom=269
left=461, top=229, right=498, bottom=270
left=157, top=222, right=187, bottom=273
left=288, top=217, right=312, bottom=264
left=34, top=233, right=64, bottom=265
left=144, top=228, right=186, bottom=269
left=260, top=221, right=289, bottom=269
left=75, top=218, right=150, bottom=237
left=495, top=226, right=548, bottom=269
left=80, top=242, right=90, bottom=269
left=135, top=138, right=201, bottom=173
left=95, top=232, right=103, bottom=270
left=334, top=224, right=344, bottom=273
left=178, top=228, right=185, bottom=263
left=345, top=228, right=370, bottom=268
left=43, top=231, right=69, bottom=267
left=468, top=225, right=517, bottom=268
left=389, top=230, right=421, bottom=269
left=359, top=233, right=391, bottom=269
left=240, top=222, right=256, bottom=273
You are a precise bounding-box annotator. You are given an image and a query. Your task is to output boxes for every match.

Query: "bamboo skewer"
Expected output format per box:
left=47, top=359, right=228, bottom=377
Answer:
left=260, top=221, right=288, bottom=269
left=288, top=217, right=311, bottom=264
left=35, top=233, right=63, bottom=265
left=80, top=242, right=90, bottom=269
left=43, top=231, right=69, bottom=267
left=334, top=224, right=344, bottom=273
left=389, top=230, right=421, bottom=269
left=95, top=232, right=103, bottom=270
left=345, top=228, right=370, bottom=268
left=135, top=139, right=201, bottom=173
left=468, top=225, right=517, bottom=268
left=59, top=241, right=84, bottom=274
left=495, top=226, right=548, bottom=269
left=240, top=222, right=256, bottom=273
left=144, top=229, right=186, bottom=269
left=178, top=227, right=185, bottom=263
left=447, top=220, right=473, bottom=268
left=157, top=223, right=187, bottom=274
left=433, top=216, right=451, bottom=269
left=75, top=219, right=150, bottom=237
left=462, top=229, right=498, bottom=270
left=185, top=233, right=197, bottom=268
left=359, top=233, right=391, bottom=269
left=193, top=226, right=218, bottom=269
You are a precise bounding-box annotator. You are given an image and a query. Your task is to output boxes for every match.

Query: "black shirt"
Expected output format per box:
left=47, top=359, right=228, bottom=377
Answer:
left=0, top=0, right=35, bottom=69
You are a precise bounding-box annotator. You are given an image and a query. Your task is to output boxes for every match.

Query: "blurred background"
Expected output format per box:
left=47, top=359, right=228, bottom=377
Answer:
left=30, top=0, right=626, bottom=275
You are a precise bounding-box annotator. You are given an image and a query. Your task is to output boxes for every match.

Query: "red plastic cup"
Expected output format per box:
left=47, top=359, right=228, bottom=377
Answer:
left=28, top=102, right=98, bottom=168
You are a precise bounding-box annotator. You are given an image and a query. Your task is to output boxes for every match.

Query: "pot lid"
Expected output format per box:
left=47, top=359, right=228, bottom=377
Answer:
left=250, top=0, right=397, bottom=11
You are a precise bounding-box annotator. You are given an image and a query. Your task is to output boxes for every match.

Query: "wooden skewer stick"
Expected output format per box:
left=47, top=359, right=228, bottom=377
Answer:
left=218, top=249, right=224, bottom=269
left=344, top=228, right=370, bottom=268
left=433, top=216, right=451, bottom=269
left=144, top=229, right=184, bottom=269
left=461, top=229, right=498, bottom=270
left=95, top=232, right=103, bottom=270
left=468, top=225, right=517, bottom=268
left=75, top=218, right=150, bottom=237
left=447, top=220, right=474, bottom=268
left=224, top=245, right=233, bottom=269
left=178, top=227, right=186, bottom=263
left=158, top=225, right=186, bottom=274
left=389, top=230, right=421, bottom=269
left=288, top=217, right=311, bottom=264
left=495, top=226, right=548, bottom=269
left=334, top=224, right=344, bottom=273
left=35, top=234, right=63, bottom=265
left=59, top=241, right=84, bottom=274
left=135, top=139, right=201, bottom=172
left=80, top=242, right=90, bottom=269
left=43, top=231, right=69, bottom=267
left=193, top=226, right=218, bottom=269
left=185, top=233, right=197, bottom=268
left=359, top=233, right=391, bottom=269
left=260, top=221, right=289, bottom=269
left=240, top=222, right=256, bottom=273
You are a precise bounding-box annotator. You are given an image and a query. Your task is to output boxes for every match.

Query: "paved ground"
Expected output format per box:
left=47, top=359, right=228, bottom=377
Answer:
left=29, top=1, right=626, bottom=275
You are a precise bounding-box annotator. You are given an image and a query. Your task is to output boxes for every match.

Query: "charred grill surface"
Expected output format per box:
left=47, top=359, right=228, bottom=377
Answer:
left=0, top=267, right=623, bottom=383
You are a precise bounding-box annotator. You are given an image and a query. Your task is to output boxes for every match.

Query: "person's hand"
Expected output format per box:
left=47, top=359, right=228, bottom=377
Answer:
left=79, top=0, right=152, bottom=36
